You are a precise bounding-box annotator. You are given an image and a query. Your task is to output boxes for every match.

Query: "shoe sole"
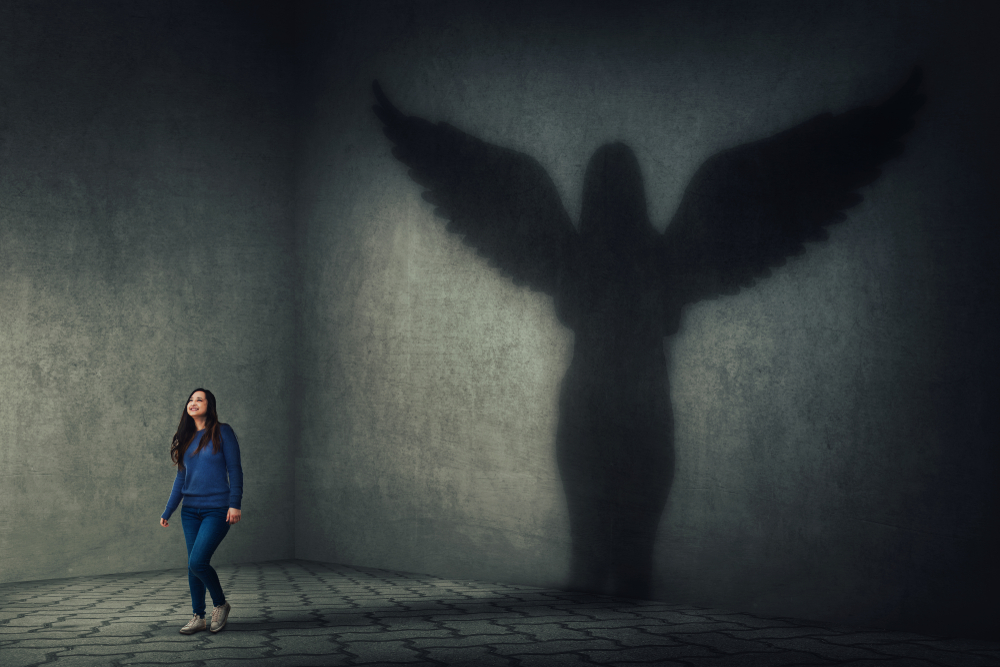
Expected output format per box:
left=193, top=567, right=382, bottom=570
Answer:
left=179, top=626, right=204, bottom=634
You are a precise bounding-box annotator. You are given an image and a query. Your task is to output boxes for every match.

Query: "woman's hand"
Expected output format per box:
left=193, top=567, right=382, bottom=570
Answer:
left=160, top=518, right=169, bottom=527
left=226, top=508, right=241, bottom=525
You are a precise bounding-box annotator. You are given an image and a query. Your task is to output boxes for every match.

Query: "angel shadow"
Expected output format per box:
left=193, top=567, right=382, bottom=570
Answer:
left=372, top=71, right=923, bottom=600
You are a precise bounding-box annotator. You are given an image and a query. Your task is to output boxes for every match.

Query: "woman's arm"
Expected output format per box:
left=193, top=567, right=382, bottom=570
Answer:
left=222, top=425, right=244, bottom=513
left=160, top=469, right=185, bottom=524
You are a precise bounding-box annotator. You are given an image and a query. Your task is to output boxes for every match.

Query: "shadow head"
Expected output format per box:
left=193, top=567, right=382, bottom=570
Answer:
left=580, top=142, right=653, bottom=244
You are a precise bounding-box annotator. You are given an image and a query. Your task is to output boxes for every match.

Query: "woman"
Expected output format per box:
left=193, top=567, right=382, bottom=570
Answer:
left=160, top=388, right=243, bottom=635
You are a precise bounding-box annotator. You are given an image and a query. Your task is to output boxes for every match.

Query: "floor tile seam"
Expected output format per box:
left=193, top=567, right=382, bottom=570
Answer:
left=562, top=618, right=622, bottom=645
left=507, top=654, right=542, bottom=667
left=572, top=649, right=700, bottom=667
left=632, top=620, right=741, bottom=639
left=749, top=636, right=901, bottom=663
left=668, top=620, right=793, bottom=634
left=475, top=640, right=522, bottom=667
left=397, top=635, right=462, bottom=666
left=405, top=633, right=615, bottom=648
left=547, top=602, right=664, bottom=614
left=716, top=628, right=842, bottom=643
left=649, top=611, right=776, bottom=630
left=515, top=619, right=613, bottom=645
left=423, top=615, right=467, bottom=640
left=508, top=645, right=652, bottom=662
left=814, top=634, right=960, bottom=648
left=826, top=659, right=945, bottom=667
left=549, top=609, right=648, bottom=622
left=16, top=647, right=75, bottom=667
left=506, top=631, right=633, bottom=651
left=911, top=639, right=1000, bottom=656
left=324, top=627, right=361, bottom=655
left=827, top=639, right=1000, bottom=664
left=655, top=631, right=796, bottom=656
left=791, top=634, right=976, bottom=660
left=76, top=617, right=126, bottom=639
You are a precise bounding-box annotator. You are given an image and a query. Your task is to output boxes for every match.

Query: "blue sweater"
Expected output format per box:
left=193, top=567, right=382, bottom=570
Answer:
left=162, top=424, right=243, bottom=520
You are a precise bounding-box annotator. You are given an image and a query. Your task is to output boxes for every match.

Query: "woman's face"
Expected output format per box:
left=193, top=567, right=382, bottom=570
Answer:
left=187, top=391, right=208, bottom=423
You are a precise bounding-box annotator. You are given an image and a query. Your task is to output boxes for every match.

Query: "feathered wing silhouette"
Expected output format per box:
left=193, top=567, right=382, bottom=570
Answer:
left=372, top=82, right=578, bottom=296
left=660, top=68, right=925, bottom=307
left=371, top=72, right=924, bottom=599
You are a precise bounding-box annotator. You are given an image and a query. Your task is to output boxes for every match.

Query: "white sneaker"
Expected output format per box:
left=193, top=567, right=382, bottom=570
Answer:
left=180, top=615, right=206, bottom=634
left=210, top=602, right=231, bottom=632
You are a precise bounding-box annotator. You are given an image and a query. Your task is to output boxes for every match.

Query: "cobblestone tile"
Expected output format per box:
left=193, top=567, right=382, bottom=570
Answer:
left=702, top=613, right=802, bottom=628
left=870, top=642, right=1000, bottom=666
left=498, top=612, right=581, bottom=624
left=88, top=622, right=158, bottom=636
left=768, top=637, right=899, bottom=661
left=823, top=661, right=943, bottom=667
left=342, top=638, right=423, bottom=662
left=201, top=632, right=273, bottom=648
left=4, top=616, right=65, bottom=626
left=53, top=640, right=205, bottom=656
left=724, top=626, right=841, bottom=640
left=1, top=630, right=100, bottom=639
left=2, top=647, right=67, bottom=667
left=441, top=619, right=519, bottom=635
left=57, top=658, right=204, bottom=667
left=344, top=628, right=454, bottom=642
left=378, top=618, right=450, bottom=632
left=495, top=638, right=620, bottom=655
left=271, top=633, right=346, bottom=654
left=562, top=617, right=668, bottom=630
left=2, top=560, right=999, bottom=667
left=919, top=637, right=1000, bottom=653
left=671, top=631, right=790, bottom=654
left=7, top=636, right=138, bottom=648
left=199, top=657, right=348, bottom=667
left=681, top=652, right=839, bottom=666
left=637, top=619, right=749, bottom=632
left=506, top=623, right=592, bottom=641
left=505, top=603, right=577, bottom=613
left=512, top=653, right=604, bottom=666
left=582, top=643, right=721, bottom=661
left=409, top=634, right=535, bottom=649
left=420, top=646, right=516, bottom=666
left=581, top=626, right=686, bottom=646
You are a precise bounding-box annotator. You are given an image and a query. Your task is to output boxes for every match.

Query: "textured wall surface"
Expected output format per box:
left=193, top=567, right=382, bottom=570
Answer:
left=0, top=1, right=298, bottom=583
left=295, top=0, right=999, bottom=638
left=2, top=0, right=996, bottom=642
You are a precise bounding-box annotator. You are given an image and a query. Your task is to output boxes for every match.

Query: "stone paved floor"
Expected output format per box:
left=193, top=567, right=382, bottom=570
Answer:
left=2, top=560, right=999, bottom=667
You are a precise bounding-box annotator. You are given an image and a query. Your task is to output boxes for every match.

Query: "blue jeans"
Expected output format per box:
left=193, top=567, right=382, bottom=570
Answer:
left=181, top=506, right=230, bottom=616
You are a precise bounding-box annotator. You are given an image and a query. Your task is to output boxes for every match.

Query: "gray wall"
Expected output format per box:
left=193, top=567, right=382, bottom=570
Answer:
left=0, top=1, right=298, bottom=583
left=295, top=0, right=999, bottom=639
left=2, top=0, right=997, bottom=642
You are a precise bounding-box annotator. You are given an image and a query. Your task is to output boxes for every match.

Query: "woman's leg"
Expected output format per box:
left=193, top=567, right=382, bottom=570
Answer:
left=180, top=507, right=208, bottom=617
left=183, top=507, right=231, bottom=612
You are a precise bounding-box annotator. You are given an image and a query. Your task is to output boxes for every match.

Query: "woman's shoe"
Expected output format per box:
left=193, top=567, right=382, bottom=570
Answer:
left=180, top=615, right=206, bottom=634
left=210, top=602, right=231, bottom=632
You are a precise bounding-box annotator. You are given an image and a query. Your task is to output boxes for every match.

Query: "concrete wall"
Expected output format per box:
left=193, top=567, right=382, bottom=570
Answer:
left=2, top=0, right=996, bottom=642
left=295, top=0, right=999, bottom=639
left=0, top=1, right=298, bottom=583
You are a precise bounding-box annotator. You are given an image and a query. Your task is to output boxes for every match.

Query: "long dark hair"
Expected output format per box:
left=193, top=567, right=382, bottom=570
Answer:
left=170, top=388, right=224, bottom=470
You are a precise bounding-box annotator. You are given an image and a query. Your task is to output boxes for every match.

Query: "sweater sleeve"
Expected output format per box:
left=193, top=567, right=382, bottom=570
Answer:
left=162, top=469, right=185, bottom=520
left=222, top=425, right=244, bottom=510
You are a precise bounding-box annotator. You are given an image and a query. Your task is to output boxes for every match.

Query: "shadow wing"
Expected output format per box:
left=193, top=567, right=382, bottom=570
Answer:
left=373, top=81, right=577, bottom=296
left=660, top=68, right=925, bottom=306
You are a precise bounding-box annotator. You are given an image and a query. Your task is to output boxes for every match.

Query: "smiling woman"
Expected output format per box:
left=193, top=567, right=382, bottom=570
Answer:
left=159, top=388, right=244, bottom=635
